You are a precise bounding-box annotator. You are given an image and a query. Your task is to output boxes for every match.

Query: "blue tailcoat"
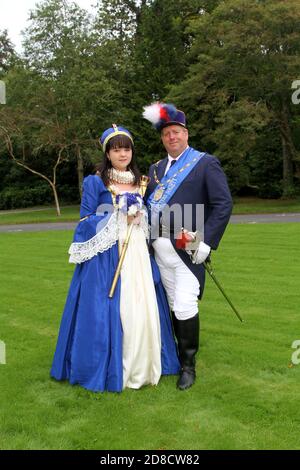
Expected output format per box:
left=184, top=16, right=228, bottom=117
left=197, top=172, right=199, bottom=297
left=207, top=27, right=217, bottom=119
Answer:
left=145, top=151, right=233, bottom=297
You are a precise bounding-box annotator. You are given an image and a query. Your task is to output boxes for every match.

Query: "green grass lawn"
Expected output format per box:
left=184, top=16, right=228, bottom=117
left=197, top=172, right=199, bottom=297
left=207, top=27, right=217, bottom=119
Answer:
left=0, top=205, right=80, bottom=225
left=0, top=224, right=299, bottom=450
left=0, top=197, right=300, bottom=225
left=232, top=197, right=300, bottom=214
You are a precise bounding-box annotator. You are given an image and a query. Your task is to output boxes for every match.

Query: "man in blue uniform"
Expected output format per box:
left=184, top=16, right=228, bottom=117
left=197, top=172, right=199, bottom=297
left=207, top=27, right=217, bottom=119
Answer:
left=143, top=102, right=233, bottom=390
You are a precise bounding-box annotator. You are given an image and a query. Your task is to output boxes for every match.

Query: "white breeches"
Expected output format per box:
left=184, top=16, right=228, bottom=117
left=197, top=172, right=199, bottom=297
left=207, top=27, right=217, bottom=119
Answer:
left=153, top=238, right=200, bottom=321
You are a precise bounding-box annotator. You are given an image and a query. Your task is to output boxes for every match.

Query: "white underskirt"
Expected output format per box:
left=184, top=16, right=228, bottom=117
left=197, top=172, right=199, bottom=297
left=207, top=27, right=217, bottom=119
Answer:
left=120, top=223, right=161, bottom=389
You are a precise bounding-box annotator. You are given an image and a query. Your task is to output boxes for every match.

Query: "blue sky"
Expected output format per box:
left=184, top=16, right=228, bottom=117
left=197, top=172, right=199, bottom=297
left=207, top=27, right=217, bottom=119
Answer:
left=0, top=0, right=95, bottom=52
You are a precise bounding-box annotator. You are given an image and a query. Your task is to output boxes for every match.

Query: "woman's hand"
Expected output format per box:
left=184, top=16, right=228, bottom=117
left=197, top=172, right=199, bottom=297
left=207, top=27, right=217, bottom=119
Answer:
left=127, top=211, right=142, bottom=225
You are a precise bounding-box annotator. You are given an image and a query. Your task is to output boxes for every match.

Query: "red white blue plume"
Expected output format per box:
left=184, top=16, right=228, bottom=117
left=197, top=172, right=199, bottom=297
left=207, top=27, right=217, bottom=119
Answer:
left=142, top=102, right=179, bottom=131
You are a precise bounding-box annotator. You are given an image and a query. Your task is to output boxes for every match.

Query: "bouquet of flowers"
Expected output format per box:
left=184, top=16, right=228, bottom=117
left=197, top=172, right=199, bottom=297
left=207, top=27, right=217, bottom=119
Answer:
left=116, top=192, right=143, bottom=216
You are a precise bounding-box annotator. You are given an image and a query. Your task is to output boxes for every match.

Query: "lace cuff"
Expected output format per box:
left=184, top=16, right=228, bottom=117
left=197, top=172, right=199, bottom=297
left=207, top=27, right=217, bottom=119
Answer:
left=68, top=211, right=119, bottom=264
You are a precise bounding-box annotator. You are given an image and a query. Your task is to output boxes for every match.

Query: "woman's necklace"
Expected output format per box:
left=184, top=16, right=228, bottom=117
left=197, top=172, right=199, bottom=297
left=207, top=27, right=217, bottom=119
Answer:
left=108, top=167, right=135, bottom=184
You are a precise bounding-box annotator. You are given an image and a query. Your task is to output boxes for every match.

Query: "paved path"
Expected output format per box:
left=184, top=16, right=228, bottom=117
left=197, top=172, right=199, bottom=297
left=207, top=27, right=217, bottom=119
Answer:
left=230, top=212, right=300, bottom=224
left=0, top=222, right=77, bottom=232
left=1, top=213, right=300, bottom=232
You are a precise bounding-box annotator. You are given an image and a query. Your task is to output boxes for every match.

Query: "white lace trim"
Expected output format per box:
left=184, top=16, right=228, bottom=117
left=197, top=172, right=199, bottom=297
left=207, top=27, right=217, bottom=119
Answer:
left=140, top=209, right=150, bottom=240
left=68, top=209, right=150, bottom=264
left=68, top=211, right=119, bottom=264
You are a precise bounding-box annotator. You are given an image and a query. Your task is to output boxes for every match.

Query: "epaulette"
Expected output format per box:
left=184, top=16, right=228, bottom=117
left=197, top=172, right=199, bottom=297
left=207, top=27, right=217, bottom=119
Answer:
left=154, top=159, right=162, bottom=167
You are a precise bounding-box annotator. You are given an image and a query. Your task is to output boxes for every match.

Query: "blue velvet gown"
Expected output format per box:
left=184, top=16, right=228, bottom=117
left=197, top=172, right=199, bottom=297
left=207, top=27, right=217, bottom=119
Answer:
left=50, top=175, right=180, bottom=392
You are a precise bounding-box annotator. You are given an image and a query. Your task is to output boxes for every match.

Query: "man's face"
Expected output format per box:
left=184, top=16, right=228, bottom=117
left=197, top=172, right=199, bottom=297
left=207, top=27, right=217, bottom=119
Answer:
left=161, top=125, right=189, bottom=158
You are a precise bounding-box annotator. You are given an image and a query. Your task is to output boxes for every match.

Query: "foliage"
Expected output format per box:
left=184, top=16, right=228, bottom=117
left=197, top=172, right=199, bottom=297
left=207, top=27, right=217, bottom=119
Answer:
left=167, top=0, right=300, bottom=196
left=22, top=0, right=120, bottom=192
left=1, top=0, right=300, bottom=207
left=0, top=184, right=52, bottom=210
left=0, top=183, right=80, bottom=210
left=0, top=29, right=16, bottom=76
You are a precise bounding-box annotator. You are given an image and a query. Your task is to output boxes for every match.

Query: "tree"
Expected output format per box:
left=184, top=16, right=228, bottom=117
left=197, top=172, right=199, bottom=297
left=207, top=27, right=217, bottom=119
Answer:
left=93, top=1, right=218, bottom=173
left=0, top=109, right=66, bottom=216
left=168, top=0, right=300, bottom=196
left=0, top=29, right=16, bottom=76
left=117, top=0, right=207, bottom=172
left=0, top=66, right=72, bottom=215
left=22, top=0, right=120, bottom=195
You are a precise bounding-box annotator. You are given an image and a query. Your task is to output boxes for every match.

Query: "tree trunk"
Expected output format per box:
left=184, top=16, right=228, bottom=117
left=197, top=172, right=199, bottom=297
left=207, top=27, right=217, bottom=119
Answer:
left=1, top=124, right=64, bottom=215
left=13, top=160, right=61, bottom=216
left=50, top=181, right=61, bottom=216
left=278, top=101, right=295, bottom=197
left=76, top=145, right=84, bottom=198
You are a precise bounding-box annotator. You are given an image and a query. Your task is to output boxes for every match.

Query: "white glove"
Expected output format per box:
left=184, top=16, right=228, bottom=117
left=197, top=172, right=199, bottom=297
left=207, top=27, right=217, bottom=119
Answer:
left=192, top=241, right=211, bottom=264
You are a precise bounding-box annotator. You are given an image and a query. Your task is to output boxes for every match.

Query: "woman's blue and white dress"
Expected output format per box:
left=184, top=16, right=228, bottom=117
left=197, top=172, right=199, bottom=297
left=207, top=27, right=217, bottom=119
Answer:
left=50, top=175, right=180, bottom=392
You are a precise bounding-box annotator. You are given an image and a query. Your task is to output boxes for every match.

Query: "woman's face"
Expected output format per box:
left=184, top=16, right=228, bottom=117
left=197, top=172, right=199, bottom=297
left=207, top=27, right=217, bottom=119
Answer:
left=108, top=146, right=132, bottom=171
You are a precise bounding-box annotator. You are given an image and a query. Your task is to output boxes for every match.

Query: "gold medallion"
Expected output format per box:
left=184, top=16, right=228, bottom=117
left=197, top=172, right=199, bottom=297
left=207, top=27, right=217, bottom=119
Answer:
left=154, top=188, right=164, bottom=201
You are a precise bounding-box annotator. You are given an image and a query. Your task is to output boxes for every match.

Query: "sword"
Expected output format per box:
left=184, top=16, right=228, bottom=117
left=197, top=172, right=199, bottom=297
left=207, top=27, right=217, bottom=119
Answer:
left=203, top=258, right=243, bottom=323
left=175, top=229, right=243, bottom=323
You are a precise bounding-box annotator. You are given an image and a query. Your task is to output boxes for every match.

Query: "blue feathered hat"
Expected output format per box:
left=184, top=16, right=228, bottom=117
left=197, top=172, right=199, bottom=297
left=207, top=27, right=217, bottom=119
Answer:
left=100, top=124, right=133, bottom=152
left=142, top=102, right=186, bottom=131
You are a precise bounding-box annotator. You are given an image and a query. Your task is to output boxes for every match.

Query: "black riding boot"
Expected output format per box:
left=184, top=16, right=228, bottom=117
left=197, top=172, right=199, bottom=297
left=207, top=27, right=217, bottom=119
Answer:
left=172, top=313, right=199, bottom=391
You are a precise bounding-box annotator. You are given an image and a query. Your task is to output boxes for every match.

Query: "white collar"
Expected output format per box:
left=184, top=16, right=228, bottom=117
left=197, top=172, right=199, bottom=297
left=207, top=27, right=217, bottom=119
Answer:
left=167, top=146, right=189, bottom=163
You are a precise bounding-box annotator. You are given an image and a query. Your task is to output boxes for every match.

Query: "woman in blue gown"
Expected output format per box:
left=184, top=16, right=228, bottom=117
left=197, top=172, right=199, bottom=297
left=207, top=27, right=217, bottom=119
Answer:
left=50, top=125, right=180, bottom=392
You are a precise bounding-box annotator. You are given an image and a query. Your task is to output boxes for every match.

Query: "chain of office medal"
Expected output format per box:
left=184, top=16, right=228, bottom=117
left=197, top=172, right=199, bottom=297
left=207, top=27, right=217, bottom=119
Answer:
left=153, top=157, right=199, bottom=188
left=152, top=157, right=199, bottom=201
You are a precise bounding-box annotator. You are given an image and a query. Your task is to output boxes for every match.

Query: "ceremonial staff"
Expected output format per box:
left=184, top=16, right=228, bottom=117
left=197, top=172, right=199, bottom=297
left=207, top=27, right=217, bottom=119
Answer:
left=109, top=175, right=150, bottom=298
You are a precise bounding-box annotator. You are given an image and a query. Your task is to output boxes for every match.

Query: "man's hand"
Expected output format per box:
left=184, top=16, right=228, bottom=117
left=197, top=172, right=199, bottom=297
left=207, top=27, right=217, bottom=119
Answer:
left=192, top=241, right=211, bottom=264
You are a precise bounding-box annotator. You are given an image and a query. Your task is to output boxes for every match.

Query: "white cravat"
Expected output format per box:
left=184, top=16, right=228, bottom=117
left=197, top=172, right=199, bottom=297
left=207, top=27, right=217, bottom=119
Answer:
left=164, top=146, right=189, bottom=175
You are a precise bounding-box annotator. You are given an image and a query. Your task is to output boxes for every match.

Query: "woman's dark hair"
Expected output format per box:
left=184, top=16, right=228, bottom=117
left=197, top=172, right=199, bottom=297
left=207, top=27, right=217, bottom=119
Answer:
left=95, top=134, right=141, bottom=187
